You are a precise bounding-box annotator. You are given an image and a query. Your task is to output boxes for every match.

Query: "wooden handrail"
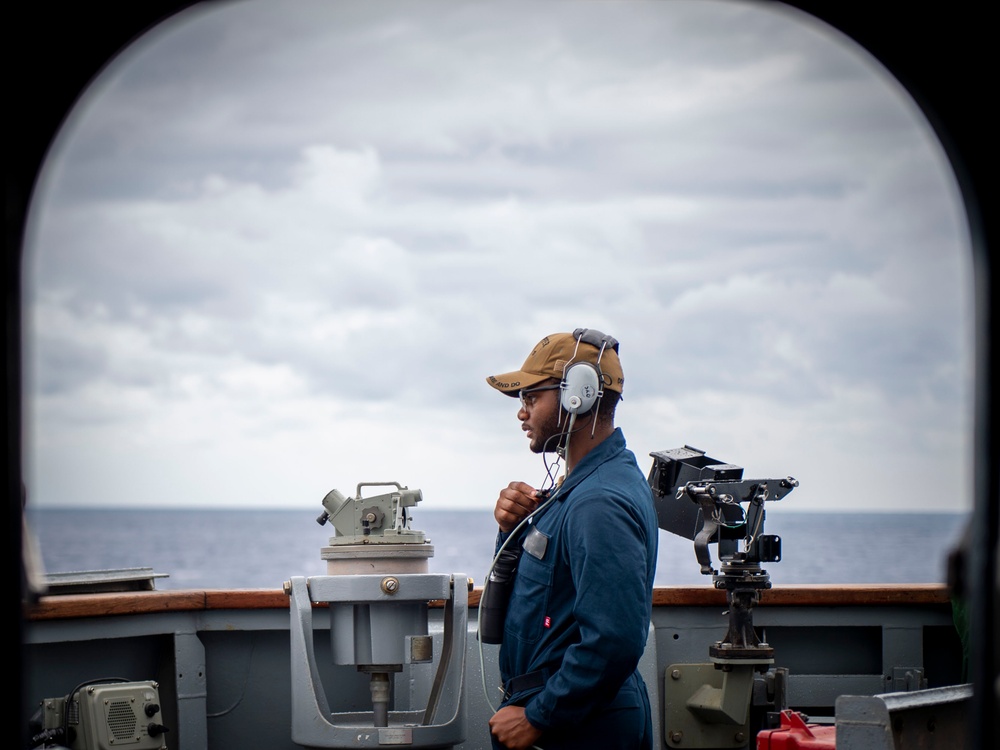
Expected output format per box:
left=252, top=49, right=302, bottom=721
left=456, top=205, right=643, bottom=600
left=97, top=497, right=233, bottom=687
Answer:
left=25, top=584, right=952, bottom=622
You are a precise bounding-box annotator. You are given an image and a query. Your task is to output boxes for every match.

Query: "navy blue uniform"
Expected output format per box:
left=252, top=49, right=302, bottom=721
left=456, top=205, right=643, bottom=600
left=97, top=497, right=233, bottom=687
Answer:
left=494, top=428, right=658, bottom=749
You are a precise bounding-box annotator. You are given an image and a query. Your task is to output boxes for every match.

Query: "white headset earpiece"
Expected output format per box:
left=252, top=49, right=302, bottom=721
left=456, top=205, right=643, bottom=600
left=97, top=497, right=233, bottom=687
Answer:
left=560, top=361, right=602, bottom=415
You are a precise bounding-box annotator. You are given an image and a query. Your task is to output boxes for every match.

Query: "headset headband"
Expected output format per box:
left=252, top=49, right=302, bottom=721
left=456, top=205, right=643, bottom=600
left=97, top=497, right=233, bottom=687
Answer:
left=571, top=328, right=619, bottom=356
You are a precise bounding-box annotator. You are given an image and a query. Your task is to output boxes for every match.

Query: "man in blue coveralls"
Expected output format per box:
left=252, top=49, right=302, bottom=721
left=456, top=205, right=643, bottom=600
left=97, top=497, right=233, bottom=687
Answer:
left=485, top=330, right=658, bottom=750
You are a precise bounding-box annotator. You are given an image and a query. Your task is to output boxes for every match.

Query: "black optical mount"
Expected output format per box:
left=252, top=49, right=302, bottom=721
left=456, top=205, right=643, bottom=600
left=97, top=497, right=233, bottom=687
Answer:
left=648, top=446, right=798, bottom=661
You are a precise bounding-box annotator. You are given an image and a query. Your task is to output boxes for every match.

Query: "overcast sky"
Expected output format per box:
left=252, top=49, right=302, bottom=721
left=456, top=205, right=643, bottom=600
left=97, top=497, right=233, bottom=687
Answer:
left=24, top=0, right=972, bottom=514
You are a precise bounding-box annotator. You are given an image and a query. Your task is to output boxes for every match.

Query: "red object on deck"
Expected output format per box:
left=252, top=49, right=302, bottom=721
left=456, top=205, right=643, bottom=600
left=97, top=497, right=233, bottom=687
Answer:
left=756, top=710, right=837, bottom=749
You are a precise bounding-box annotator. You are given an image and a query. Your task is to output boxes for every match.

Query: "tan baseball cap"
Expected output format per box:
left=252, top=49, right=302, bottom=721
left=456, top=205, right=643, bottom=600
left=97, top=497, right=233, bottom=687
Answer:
left=486, top=330, right=624, bottom=396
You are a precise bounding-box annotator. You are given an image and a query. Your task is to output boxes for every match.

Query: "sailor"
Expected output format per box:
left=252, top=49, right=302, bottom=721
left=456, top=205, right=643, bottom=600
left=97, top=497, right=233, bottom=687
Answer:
left=485, top=330, right=658, bottom=750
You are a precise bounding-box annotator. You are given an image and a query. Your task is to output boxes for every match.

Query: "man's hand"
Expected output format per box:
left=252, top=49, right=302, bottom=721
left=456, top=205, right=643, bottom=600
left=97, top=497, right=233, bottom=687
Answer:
left=489, top=705, right=543, bottom=750
left=494, top=482, right=543, bottom=533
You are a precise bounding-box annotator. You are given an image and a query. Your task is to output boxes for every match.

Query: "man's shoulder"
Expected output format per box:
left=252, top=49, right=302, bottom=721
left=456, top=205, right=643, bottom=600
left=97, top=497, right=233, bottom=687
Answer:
left=560, top=428, right=652, bottom=509
left=596, top=442, right=649, bottom=486
left=571, top=457, right=653, bottom=510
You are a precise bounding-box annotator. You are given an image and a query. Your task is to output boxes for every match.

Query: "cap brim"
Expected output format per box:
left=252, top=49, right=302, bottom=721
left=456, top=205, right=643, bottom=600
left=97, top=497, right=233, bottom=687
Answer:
left=485, top=370, right=552, bottom=396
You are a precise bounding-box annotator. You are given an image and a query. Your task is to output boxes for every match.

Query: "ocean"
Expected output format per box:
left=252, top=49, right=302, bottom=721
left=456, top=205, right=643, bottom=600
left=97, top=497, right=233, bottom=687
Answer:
left=26, top=508, right=968, bottom=590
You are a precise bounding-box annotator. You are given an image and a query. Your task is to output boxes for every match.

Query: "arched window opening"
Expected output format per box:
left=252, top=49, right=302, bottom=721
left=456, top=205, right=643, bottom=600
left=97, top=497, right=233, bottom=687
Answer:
left=24, top=0, right=973, bottom=587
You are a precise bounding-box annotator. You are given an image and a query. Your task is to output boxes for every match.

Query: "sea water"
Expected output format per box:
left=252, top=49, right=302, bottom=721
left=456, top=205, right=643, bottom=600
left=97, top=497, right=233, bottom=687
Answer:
left=27, top=508, right=967, bottom=590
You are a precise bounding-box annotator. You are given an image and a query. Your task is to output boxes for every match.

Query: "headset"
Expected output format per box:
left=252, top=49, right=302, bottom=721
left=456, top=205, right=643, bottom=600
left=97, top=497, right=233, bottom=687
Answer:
left=559, top=327, right=619, bottom=416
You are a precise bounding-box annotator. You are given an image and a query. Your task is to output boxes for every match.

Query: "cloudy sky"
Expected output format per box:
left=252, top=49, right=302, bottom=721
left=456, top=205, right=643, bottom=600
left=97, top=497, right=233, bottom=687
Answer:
left=24, top=0, right=972, bottom=513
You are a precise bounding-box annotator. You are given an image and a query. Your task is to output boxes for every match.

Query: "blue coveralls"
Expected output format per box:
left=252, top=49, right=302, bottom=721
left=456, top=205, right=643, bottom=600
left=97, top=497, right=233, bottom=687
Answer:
left=493, top=428, right=658, bottom=750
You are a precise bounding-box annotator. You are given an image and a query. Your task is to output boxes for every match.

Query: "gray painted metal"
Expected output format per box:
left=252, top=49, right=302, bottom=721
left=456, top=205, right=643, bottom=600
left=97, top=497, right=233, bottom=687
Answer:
left=306, top=573, right=452, bottom=603
left=43, top=568, right=169, bottom=594
left=288, top=574, right=468, bottom=748
left=173, top=632, right=208, bottom=750
left=24, top=592, right=961, bottom=749
left=836, top=684, right=972, bottom=750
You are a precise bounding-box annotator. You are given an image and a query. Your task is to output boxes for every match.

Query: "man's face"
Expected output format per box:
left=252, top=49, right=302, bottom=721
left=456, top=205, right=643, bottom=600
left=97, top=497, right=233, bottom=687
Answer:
left=517, top=380, right=562, bottom=453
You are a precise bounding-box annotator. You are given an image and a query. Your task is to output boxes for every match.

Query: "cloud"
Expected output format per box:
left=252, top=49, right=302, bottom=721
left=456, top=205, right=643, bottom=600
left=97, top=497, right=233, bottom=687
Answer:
left=25, top=0, right=972, bottom=514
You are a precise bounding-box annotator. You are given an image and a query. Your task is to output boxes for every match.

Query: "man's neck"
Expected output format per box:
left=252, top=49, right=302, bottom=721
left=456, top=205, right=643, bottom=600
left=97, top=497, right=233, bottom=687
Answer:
left=565, top=420, right=615, bottom=474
